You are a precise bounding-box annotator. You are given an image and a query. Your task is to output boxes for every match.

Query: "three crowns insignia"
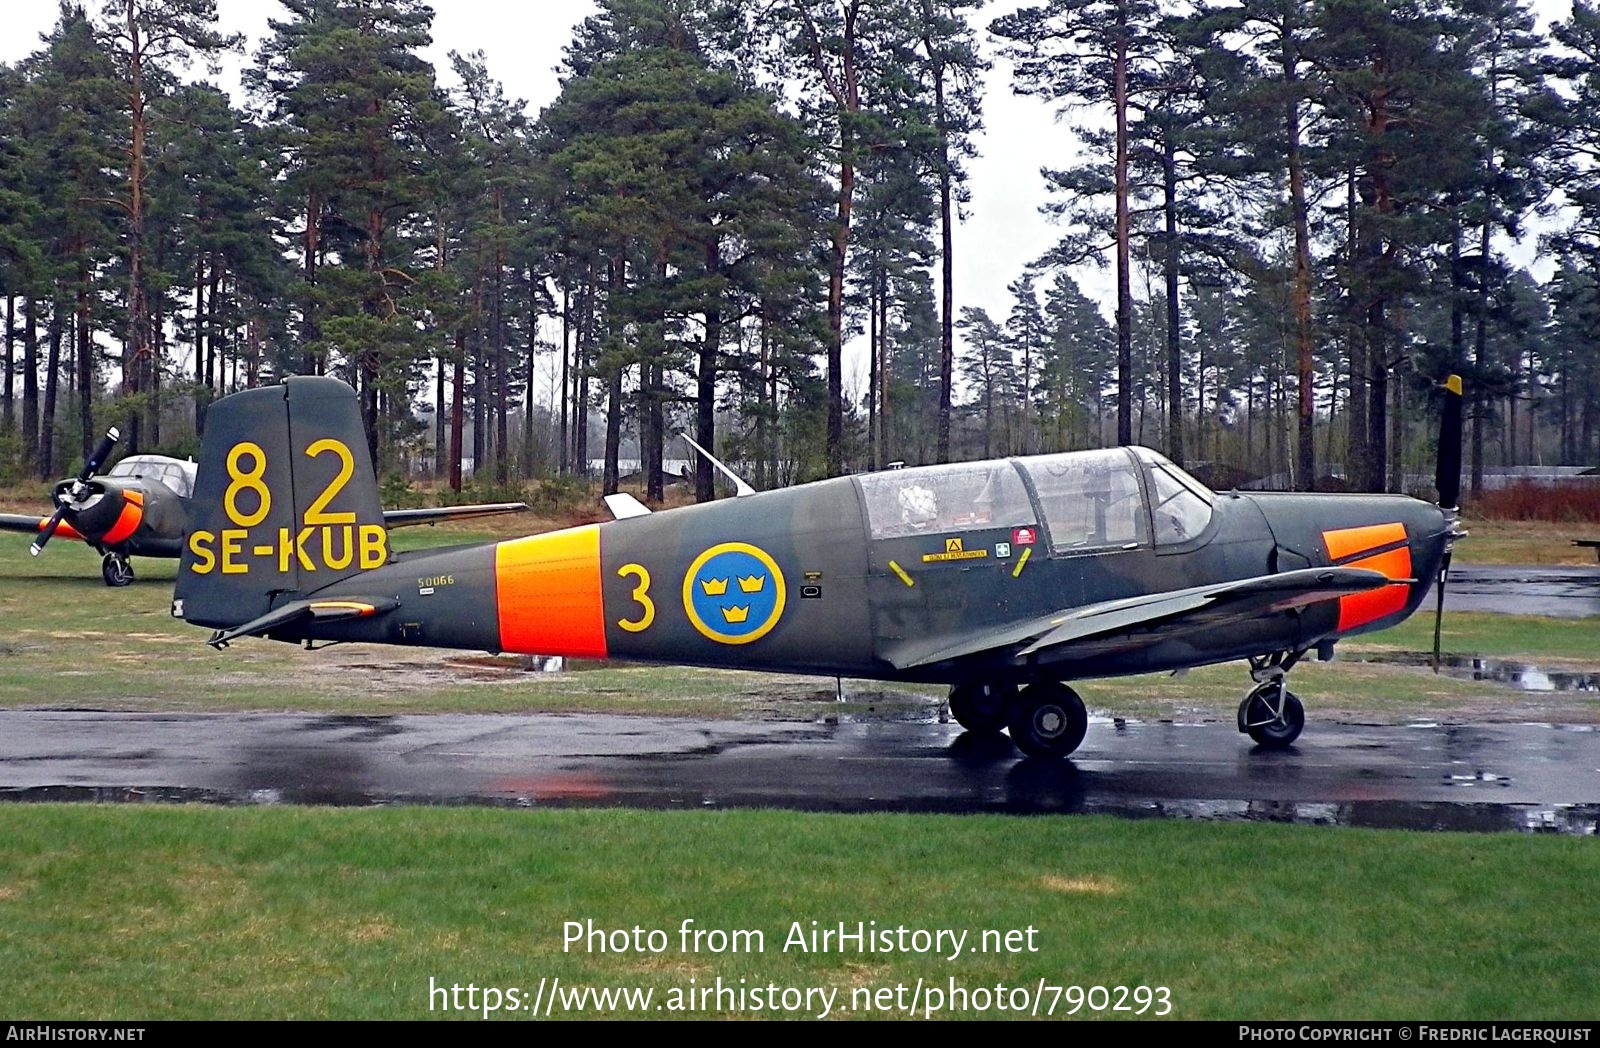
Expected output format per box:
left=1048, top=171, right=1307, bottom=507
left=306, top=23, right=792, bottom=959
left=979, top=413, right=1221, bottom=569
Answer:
left=702, top=571, right=766, bottom=625
left=701, top=575, right=766, bottom=596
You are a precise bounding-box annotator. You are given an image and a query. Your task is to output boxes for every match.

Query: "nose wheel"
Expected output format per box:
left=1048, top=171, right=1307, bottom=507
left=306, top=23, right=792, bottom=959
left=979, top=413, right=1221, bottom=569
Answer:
left=1238, top=679, right=1304, bottom=748
left=101, top=552, right=134, bottom=587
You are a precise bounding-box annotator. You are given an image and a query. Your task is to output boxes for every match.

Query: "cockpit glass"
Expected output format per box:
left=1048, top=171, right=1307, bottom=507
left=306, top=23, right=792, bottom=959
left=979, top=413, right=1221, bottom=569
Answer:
left=1131, top=448, right=1214, bottom=545
left=1018, top=449, right=1148, bottom=552
left=104, top=457, right=195, bottom=498
left=858, top=461, right=1035, bottom=539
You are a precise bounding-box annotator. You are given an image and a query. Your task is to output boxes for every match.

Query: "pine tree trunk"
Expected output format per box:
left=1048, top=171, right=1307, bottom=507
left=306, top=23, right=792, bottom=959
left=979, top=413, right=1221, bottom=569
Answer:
left=1285, top=28, right=1315, bottom=492
left=696, top=243, right=721, bottom=503
left=42, top=300, right=62, bottom=477
left=450, top=330, right=465, bottom=493
left=925, top=11, right=955, bottom=465
left=559, top=282, right=571, bottom=475
left=2, top=295, right=13, bottom=434
left=1113, top=1, right=1133, bottom=446
left=22, top=298, right=39, bottom=474
left=1162, top=134, right=1182, bottom=466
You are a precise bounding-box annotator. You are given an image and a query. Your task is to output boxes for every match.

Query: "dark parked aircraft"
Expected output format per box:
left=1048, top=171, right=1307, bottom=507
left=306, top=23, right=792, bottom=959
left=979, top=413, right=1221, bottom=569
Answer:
left=173, top=376, right=1464, bottom=758
left=0, top=427, right=526, bottom=586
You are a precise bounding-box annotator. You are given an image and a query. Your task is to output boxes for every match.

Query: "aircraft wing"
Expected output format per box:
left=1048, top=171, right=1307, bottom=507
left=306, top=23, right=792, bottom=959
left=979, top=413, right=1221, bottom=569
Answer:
left=381, top=502, right=528, bottom=529
left=0, top=513, right=52, bottom=537
left=883, top=566, right=1397, bottom=671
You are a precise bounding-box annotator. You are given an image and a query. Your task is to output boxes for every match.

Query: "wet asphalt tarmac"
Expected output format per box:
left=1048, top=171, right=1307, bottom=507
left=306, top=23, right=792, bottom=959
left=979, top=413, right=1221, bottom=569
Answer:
left=1446, top=565, right=1600, bottom=618
left=3, top=710, right=1597, bottom=835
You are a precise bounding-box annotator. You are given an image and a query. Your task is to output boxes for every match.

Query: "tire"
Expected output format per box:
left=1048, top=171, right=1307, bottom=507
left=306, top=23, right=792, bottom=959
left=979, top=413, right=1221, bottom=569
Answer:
left=948, top=682, right=1014, bottom=734
left=1006, top=681, right=1089, bottom=759
left=1240, top=684, right=1304, bottom=749
left=102, top=554, right=134, bottom=587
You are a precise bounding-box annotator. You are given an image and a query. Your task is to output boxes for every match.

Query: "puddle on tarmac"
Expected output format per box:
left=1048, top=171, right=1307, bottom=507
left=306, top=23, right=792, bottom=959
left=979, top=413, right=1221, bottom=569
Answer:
left=3, top=783, right=1594, bottom=836
left=1350, top=652, right=1600, bottom=693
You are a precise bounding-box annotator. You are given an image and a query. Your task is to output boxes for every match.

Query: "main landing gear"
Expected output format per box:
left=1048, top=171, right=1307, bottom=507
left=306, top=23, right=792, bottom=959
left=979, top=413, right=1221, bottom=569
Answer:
left=1236, top=651, right=1307, bottom=749
left=947, top=680, right=1088, bottom=759
left=948, top=648, right=1316, bottom=759
left=101, top=552, right=134, bottom=587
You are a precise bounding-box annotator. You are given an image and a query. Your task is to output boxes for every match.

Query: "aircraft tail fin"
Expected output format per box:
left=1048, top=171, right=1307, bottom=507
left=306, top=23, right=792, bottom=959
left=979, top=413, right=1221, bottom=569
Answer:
left=174, top=377, right=389, bottom=630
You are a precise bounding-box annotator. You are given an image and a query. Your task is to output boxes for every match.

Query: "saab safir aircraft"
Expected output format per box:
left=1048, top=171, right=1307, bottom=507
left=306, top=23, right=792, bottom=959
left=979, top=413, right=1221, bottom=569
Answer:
left=174, top=376, right=1466, bottom=759
left=0, top=425, right=527, bottom=586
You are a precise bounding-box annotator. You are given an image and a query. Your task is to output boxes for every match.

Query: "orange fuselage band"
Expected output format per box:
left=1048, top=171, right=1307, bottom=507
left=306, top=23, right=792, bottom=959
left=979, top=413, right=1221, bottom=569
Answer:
left=494, top=525, right=607, bottom=658
left=1324, top=531, right=1413, bottom=631
left=101, top=492, right=145, bottom=546
left=1323, top=521, right=1407, bottom=562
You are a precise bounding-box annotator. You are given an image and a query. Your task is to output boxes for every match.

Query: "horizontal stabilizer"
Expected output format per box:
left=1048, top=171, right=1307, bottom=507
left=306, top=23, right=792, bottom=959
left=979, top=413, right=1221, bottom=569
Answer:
left=603, top=493, right=652, bottom=519
left=206, top=596, right=399, bottom=649
left=885, top=567, right=1394, bottom=671
left=382, top=503, right=528, bottom=529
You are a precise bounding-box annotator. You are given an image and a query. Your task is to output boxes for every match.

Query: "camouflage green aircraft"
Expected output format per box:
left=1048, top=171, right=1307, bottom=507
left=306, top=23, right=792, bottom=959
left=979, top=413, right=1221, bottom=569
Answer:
left=0, top=425, right=527, bottom=586
left=173, top=375, right=1465, bottom=759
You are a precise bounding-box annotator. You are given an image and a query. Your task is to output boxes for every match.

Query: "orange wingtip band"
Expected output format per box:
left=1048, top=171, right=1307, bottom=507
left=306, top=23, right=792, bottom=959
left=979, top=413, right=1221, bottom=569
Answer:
left=101, top=499, right=144, bottom=546
left=495, top=525, right=607, bottom=659
left=1323, top=522, right=1407, bottom=562
left=39, top=519, right=85, bottom=541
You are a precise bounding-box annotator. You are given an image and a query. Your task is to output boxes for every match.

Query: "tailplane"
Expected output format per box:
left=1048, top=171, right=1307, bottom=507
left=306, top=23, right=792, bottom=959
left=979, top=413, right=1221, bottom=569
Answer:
left=175, top=377, right=388, bottom=629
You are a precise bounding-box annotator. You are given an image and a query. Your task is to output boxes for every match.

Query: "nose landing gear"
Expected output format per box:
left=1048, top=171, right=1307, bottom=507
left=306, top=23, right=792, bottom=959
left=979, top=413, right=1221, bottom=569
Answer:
left=101, top=552, right=134, bottom=587
left=1237, top=651, right=1307, bottom=748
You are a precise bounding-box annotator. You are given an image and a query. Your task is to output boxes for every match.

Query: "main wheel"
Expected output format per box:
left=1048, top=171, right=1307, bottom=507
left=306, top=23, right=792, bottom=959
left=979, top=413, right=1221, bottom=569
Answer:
left=1006, top=681, right=1088, bottom=759
left=1239, top=683, right=1304, bottom=748
left=948, top=682, right=1014, bottom=734
left=101, top=554, right=134, bottom=587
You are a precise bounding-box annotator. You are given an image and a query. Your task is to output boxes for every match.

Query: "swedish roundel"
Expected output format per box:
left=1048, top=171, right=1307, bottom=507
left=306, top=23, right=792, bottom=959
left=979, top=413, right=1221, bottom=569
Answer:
left=682, top=542, right=787, bottom=645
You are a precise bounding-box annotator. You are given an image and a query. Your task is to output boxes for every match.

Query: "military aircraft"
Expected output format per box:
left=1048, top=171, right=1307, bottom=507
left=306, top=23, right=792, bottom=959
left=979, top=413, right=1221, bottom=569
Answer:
left=172, top=375, right=1465, bottom=759
left=0, top=425, right=528, bottom=586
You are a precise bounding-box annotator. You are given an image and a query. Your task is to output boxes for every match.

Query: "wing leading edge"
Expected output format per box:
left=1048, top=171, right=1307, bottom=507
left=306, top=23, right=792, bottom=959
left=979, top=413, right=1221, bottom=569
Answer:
left=882, top=566, right=1398, bottom=672
left=380, top=503, right=528, bottom=529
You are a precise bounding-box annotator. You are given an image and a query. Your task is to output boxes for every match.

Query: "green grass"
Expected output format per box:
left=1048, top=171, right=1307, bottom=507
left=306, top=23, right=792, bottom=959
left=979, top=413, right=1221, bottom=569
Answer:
left=1355, top=612, right=1600, bottom=664
left=1, top=806, right=1596, bottom=1020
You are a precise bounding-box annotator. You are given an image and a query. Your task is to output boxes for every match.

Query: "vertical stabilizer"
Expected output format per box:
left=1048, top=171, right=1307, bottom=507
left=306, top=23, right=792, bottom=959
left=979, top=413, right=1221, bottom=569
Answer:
left=175, top=377, right=387, bottom=629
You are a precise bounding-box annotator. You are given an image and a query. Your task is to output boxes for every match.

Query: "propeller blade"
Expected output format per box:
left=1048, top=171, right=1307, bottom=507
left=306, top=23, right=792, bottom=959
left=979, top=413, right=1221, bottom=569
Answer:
left=30, top=506, right=69, bottom=556
left=31, top=426, right=119, bottom=557
left=77, top=427, right=121, bottom=485
left=1431, top=550, right=1453, bottom=674
left=1435, top=375, right=1463, bottom=510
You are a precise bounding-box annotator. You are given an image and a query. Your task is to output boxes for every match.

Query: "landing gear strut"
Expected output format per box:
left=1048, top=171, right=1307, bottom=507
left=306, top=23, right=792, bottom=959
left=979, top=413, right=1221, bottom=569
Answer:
left=101, top=552, right=134, bottom=587
left=1237, top=651, right=1306, bottom=748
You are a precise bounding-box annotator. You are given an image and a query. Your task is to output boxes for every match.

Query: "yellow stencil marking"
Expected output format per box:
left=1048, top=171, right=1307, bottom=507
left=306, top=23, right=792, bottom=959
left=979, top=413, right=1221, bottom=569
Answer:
left=1011, top=547, right=1032, bottom=578
left=889, top=560, right=914, bottom=587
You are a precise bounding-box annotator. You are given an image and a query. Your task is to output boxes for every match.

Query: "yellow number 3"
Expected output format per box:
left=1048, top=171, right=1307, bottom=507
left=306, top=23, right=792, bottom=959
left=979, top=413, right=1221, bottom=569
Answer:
left=616, top=563, right=654, bottom=633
